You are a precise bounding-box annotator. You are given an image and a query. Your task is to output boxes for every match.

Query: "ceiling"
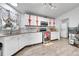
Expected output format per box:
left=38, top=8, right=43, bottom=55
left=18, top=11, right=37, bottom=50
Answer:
left=8, top=3, right=79, bottom=18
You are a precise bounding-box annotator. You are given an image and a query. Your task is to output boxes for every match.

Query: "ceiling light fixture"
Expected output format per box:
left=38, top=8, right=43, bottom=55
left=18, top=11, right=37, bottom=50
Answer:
left=43, top=3, right=56, bottom=9
left=10, top=3, right=17, bottom=7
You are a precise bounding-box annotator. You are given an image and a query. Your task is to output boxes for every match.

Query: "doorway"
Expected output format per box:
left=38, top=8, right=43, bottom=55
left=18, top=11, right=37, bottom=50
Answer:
left=60, top=18, right=69, bottom=38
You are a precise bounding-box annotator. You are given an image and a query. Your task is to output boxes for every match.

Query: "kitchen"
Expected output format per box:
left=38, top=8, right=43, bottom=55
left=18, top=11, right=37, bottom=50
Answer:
left=0, top=3, right=79, bottom=56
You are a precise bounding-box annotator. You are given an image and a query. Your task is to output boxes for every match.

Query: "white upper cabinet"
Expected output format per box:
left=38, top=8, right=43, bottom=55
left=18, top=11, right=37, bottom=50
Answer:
left=48, top=19, right=51, bottom=26
left=38, top=16, right=43, bottom=26
left=24, top=14, right=29, bottom=25
left=31, top=15, right=36, bottom=25
left=48, top=18, right=56, bottom=26
left=20, top=14, right=27, bottom=27
left=20, top=14, right=55, bottom=26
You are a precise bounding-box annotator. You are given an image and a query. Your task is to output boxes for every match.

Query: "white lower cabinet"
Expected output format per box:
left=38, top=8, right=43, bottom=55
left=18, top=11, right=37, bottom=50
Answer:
left=28, top=33, right=42, bottom=45
left=51, top=32, right=60, bottom=40
left=2, top=32, right=42, bottom=56
left=31, top=33, right=42, bottom=44
left=3, top=36, right=18, bottom=56
left=18, top=34, right=29, bottom=49
left=18, top=34, right=24, bottom=49
left=18, top=32, right=42, bottom=49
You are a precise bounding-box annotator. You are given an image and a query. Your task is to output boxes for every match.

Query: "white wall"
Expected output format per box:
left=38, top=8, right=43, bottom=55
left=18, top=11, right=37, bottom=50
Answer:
left=0, top=3, right=21, bottom=29
left=56, top=6, right=79, bottom=38
left=57, top=6, right=79, bottom=27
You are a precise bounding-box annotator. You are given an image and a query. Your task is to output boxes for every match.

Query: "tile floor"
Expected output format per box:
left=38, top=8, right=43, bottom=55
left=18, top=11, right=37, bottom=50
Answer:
left=15, top=39, right=79, bottom=56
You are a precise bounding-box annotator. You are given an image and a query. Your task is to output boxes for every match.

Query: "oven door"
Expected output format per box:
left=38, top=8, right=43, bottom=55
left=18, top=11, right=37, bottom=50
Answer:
left=40, top=28, right=46, bottom=32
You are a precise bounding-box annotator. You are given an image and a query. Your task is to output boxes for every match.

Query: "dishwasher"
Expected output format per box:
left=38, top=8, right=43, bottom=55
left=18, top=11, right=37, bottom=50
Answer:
left=0, top=43, right=2, bottom=56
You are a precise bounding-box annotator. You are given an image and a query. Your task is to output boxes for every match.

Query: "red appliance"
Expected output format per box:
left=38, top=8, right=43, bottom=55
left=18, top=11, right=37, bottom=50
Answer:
left=44, top=32, right=50, bottom=38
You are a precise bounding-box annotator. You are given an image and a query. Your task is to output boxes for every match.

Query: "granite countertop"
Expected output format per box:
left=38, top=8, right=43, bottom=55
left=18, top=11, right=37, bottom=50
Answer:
left=0, top=31, right=42, bottom=37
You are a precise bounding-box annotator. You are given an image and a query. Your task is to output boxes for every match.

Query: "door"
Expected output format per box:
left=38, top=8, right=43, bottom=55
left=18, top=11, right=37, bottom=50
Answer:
left=61, top=18, right=69, bottom=38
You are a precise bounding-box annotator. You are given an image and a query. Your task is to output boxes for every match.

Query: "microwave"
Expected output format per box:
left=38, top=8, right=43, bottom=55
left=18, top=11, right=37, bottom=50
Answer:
left=41, top=21, right=48, bottom=27
left=40, top=21, right=48, bottom=32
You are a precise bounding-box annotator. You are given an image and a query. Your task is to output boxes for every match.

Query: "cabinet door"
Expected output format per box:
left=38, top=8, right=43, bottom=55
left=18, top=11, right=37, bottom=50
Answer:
left=18, top=34, right=31, bottom=49
left=28, top=33, right=42, bottom=45
left=24, top=34, right=32, bottom=46
left=32, top=33, right=42, bottom=44
left=25, top=14, right=29, bottom=25
left=31, top=15, right=36, bottom=25
left=37, top=16, right=40, bottom=26
left=51, top=32, right=55, bottom=40
left=26, top=33, right=33, bottom=45
left=51, top=32, right=59, bottom=40
left=4, top=36, right=18, bottom=56
left=18, top=34, right=26, bottom=49
left=38, top=17, right=43, bottom=26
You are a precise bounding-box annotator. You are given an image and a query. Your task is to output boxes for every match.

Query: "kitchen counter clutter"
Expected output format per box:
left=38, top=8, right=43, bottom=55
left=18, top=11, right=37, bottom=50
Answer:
left=0, top=32, right=42, bottom=56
